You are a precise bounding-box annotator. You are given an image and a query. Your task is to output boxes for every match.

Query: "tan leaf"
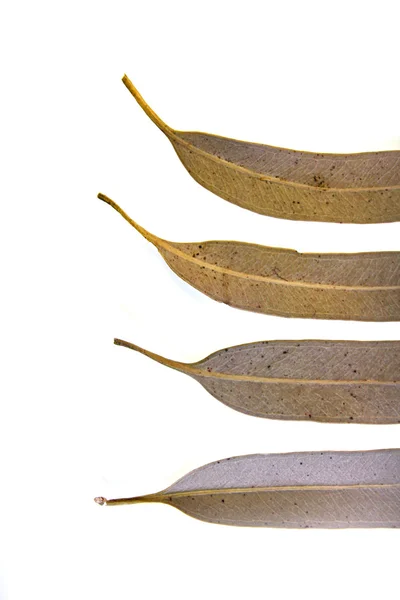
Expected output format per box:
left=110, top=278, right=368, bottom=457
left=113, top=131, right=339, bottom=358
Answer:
left=114, top=339, right=400, bottom=424
left=122, top=75, right=400, bottom=224
left=98, top=193, right=400, bottom=321
left=95, top=449, right=400, bottom=528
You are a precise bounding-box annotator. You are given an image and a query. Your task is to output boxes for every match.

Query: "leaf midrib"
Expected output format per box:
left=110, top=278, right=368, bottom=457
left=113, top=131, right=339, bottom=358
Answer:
left=157, top=482, right=400, bottom=502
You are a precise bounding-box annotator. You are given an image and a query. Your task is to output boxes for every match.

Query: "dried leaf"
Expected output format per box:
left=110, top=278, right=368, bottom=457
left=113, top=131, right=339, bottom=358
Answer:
left=98, top=193, right=400, bottom=321
left=122, top=75, right=400, bottom=224
left=95, top=449, right=400, bottom=528
left=114, top=339, right=400, bottom=424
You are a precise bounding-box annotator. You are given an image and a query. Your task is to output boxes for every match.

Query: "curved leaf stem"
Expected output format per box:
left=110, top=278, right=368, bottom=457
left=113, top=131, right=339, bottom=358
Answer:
left=122, top=74, right=174, bottom=136
left=97, top=193, right=160, bottom=246
left=114, top=338, right=188, bottom=373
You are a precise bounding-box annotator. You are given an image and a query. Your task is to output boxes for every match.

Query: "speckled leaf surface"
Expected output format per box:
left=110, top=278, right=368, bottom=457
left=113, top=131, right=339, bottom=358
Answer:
left=95, top=450, right=400, bottom=528
left=98, top=193, right=400, bottom=321
left=122, top=75, right=400, bottom=224
left=115, top=339, right=400, bottom=424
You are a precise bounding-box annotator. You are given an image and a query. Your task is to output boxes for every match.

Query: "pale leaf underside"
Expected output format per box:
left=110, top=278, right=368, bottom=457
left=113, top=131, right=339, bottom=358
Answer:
left=115, top=339, right=400, bottom=424
left=95, top=450, right=400, bottom=528
left=122, top=75, right=400, bottom=224
left=98, top=193, right=400, bottom=321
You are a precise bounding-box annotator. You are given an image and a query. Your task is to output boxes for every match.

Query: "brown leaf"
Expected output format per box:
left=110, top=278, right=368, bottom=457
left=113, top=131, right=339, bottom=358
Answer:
left=122, top=75, right=400, bottom=224
left=114, top=339, right=400, bottom=424
left=95, top=449, right=400, bottom=528
left=98, top=193, right=400, bottom=321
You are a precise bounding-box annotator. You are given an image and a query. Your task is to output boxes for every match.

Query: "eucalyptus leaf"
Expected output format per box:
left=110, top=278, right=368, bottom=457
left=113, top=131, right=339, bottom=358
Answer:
left=95, top=449, right=400, bottom=528
left=98, top=193, right=400, bottom=321
left=122, top=75, right=400, bottom=224
left=115, top=339, right=400, bottom=424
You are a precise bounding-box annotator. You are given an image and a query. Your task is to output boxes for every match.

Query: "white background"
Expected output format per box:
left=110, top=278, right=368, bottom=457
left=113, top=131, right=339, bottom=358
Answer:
left=1, top=1, right=399, bottom=598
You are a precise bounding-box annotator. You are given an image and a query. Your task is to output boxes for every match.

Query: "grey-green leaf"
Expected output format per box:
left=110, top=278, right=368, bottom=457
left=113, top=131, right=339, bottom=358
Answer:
left=122, top=74, right=400, bottom=224
left=95, top=449, right=400, bottom=528
left=98, top=193, right=400, bottom=321
left=114, top=339, right=400, bottom=424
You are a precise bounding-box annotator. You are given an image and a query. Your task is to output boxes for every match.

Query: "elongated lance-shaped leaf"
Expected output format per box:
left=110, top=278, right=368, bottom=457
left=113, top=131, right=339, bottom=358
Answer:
left=98, top=193, right=400, bottom=321
left=95, top=449, right=400, bottom=528
left=122, top=75, right=400, bottom=224
left=114, top=339, right=400, bottom=424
